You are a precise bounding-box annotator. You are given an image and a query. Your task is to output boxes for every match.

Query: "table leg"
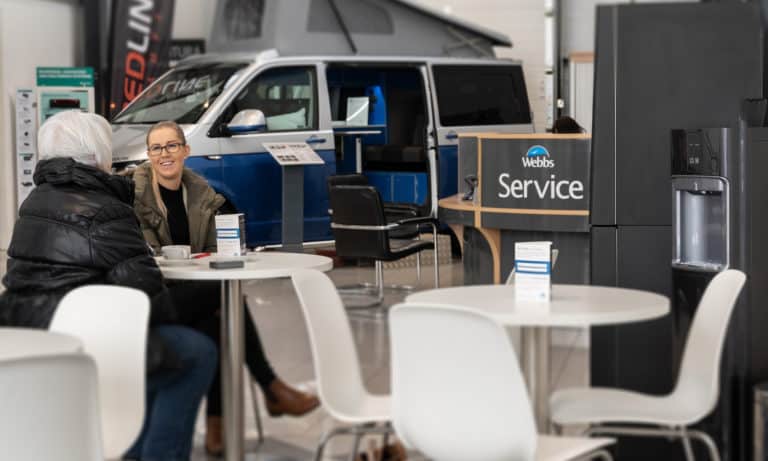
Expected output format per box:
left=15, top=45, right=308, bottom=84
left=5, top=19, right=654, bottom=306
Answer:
left=222, top=280, right=245, bottom=461
left=355, top=136, right=362, bottom=173
left=520, top=326, right=551, bottom=433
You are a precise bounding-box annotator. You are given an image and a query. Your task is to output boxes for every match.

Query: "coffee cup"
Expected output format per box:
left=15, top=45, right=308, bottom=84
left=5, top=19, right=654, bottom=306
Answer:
left=162, top=245, right=191, bottom=260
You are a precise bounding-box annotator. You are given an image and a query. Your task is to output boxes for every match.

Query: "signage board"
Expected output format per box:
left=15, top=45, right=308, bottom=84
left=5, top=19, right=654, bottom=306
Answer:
left=480, top=136, right=591, bottom=231
left=263, top=142, right=325, bottom=166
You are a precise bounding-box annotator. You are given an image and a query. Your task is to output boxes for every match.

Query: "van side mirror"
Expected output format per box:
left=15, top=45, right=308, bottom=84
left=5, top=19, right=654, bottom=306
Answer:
left=226, top=109, right=267, bottom=135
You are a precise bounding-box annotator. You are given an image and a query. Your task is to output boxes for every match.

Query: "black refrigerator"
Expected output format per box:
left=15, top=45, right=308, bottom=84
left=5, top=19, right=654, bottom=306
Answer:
left=589, top=3, right=765, bottom=460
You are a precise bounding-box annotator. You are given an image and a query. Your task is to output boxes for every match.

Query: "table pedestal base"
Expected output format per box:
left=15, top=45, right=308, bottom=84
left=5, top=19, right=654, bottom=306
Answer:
left=222, top=280, right=245, bottom=461
left=521, top=327, right=551, bottom=433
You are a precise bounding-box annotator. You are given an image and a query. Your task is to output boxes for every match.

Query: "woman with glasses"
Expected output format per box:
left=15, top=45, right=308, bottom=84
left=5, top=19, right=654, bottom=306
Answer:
left=132, top=121, right=319, bottom=456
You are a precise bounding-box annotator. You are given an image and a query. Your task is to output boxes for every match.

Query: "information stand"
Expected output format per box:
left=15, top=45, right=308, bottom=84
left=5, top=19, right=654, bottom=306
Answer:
left=262, top=142, right=325, bottom=252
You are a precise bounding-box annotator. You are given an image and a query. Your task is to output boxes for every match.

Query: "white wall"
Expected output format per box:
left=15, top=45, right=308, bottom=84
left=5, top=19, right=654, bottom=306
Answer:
left=0, top=0, right=81, bottom=250
left=414, top=0, right=548, bottom=132
left=171, top=0, right=217, bottom=40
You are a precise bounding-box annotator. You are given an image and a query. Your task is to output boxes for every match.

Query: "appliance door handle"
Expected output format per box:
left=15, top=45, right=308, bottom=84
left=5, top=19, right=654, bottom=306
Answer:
left=206, top=155, right=222, bottom=160
left=306, top=136, right=326, bottom=144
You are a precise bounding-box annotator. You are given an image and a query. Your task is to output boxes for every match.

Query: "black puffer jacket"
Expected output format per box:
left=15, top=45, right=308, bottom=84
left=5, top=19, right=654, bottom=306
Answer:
left=0, top=158, right=177, bottom=328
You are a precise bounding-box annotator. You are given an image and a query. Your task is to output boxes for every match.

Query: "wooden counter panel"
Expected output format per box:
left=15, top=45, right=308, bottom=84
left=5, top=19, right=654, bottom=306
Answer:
left=459, top=133, right=591, bottom=140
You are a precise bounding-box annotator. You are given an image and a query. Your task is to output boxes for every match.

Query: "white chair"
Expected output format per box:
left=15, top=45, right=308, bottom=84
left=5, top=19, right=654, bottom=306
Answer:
left=50, top=285, right=150, bottom=460
left=0, top=354, right=104, bottom=461
left=291, top=269, right=392, bottom=460
left=389, top=303, right=614, bottom=461
left=549, top=269, right=746, bottom=461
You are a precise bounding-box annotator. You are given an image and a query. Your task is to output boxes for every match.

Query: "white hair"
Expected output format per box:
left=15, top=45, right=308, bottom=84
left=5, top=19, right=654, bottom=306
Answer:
left=37, top=110, right=113, bottom=173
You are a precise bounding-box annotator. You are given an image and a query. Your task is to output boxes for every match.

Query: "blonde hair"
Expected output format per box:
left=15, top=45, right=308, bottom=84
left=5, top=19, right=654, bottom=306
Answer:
left=146, top=120, right=186, bottom=146
left=146, top=121, right=188, bottom=217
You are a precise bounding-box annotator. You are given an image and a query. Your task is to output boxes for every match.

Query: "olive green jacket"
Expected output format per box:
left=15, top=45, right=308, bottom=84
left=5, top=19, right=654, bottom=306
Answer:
left=131, top=162, right=226, bottom=254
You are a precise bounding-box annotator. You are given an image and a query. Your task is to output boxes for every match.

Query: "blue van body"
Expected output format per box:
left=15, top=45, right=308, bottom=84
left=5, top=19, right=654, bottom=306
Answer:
left=111, top=51, right=532, bottom=247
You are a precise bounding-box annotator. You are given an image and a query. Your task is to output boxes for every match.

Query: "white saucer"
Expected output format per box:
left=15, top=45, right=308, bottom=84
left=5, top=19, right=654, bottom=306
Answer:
left=157, top=258, right=198, bottom=267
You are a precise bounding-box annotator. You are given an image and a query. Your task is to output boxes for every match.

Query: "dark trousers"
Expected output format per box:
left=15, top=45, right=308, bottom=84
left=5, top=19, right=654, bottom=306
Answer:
left=125, top=325, right=218, bottom=461
left=167, top=281, right=277, bottom=416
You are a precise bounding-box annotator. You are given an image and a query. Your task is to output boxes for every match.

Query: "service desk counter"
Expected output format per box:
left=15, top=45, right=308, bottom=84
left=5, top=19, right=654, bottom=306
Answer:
left=444, top=133, right=591, bottom=284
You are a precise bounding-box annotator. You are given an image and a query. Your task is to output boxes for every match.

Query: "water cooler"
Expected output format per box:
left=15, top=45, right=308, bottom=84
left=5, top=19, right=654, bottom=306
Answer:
left=669, top=101, right=768, bottom=459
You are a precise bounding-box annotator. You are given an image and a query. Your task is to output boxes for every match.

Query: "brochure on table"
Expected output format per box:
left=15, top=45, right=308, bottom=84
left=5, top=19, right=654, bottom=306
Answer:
left=215, top=213, right=246, bottom=257
left=514, top=241, right=553, bottom=304
left=262, top=142, right=325, bottom=166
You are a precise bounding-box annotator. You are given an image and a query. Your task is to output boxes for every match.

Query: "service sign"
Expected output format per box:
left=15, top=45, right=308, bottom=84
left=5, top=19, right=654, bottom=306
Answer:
left=480, top=136, right=590, bottom=230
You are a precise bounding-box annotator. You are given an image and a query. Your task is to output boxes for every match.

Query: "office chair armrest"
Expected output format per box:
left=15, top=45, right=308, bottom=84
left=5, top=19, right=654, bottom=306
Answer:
left=394, top=216, right=438, bottom=227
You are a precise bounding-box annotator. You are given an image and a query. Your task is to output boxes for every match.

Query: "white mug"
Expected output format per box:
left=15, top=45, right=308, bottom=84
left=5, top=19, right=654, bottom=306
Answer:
left=162, top=245, right=191, bottom=260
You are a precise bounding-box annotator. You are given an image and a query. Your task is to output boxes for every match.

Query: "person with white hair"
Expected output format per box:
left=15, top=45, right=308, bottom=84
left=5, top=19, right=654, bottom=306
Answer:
left=0, top=110, right=217, bottom=461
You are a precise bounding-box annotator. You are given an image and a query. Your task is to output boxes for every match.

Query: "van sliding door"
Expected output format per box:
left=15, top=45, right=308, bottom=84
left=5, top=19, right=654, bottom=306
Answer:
left=428, top=63, right=534, bottom=199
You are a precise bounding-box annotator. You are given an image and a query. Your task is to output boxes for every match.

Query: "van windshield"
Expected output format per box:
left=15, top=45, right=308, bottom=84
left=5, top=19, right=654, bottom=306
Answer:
left=113, top=62, right=248, bottom=124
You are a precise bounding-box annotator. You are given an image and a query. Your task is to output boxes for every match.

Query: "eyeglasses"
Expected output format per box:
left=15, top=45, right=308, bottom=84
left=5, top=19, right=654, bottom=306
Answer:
left=148, top=141, right=185, bottom=156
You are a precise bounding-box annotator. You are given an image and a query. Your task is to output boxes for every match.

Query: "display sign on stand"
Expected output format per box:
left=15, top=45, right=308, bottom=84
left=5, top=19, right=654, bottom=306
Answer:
left=15, top=89, right=37, bottom=208
left=262, top=142, right=325, bottom=252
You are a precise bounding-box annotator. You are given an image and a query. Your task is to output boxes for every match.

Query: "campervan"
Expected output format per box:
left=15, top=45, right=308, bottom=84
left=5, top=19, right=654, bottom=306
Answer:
left=112, top=50, right=533, bottom=246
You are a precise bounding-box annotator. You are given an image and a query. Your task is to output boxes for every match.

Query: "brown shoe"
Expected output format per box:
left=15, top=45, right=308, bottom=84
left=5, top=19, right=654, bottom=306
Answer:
left=205, top=416, right=224, bottom=457
left=264, top=378, right=320, bottom=417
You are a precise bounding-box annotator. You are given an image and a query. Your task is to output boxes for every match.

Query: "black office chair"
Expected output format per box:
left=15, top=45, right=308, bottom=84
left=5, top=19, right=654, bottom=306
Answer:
left=328, top=184, right=439, bottom=307
left=327, top=174, right=420, bottom=239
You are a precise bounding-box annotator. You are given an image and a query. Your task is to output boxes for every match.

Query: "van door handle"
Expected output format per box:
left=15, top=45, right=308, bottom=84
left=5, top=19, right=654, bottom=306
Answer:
left=306, top=136, right=326, bottom=144
left=206, top=155, right=222, bottom=160
left=445, top=131, right=458, bottom=140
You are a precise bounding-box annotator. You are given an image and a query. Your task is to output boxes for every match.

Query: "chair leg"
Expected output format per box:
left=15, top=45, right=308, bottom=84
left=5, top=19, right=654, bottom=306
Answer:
left=376, top=261, right=384, bottom=302
left=688, top=429, right=721, bottom=461
left=338, top=263, right=385, bottom=309
left=248, top=372, right=264, bottom=444
left=432, top=223, right=440, bottom=288
left=381, top=428, right=390, bottom=455
left=570, top=448, right=614, bottom=461
left=681, top=431, right=696, bottom=461
left=582, top=424, right=717, bottom=461
left=593, top=449, right=614, bottom=461
left=416, top=233, right=422, bottom=284
left=315, top=426, right=356, bottom=461
left=348, top=432, right=364, bottom=461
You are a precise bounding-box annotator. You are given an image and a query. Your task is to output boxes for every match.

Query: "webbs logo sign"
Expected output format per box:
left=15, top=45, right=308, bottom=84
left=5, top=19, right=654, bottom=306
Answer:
left=522, top=145, right=555, bottom=168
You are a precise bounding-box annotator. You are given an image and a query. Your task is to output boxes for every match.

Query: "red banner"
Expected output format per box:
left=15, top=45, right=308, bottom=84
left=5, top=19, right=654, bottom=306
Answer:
left=109, top=0, right=175, bottom=119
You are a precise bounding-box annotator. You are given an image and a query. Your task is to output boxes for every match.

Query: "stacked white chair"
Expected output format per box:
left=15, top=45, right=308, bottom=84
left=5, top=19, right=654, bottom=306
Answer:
left=389, top=303, right=615, bottom=461
left=51, top=285, right=149, bottom=460
left=0, top=353, right=103, bottom=461
left=549, top=269, right=746, bottom=461
left=291, top=269, right=392, bottom=460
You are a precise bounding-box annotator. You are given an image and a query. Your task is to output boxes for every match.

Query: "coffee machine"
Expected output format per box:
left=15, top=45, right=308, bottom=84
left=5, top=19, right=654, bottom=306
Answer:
left=670, top=100, right=768, bottom=459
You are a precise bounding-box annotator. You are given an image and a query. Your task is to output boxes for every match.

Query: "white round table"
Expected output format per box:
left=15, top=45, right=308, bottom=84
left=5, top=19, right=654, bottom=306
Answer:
left=156, top=252, right=332, bottom=461
left=0, top=328, right=82, bottom=361
left=405, top=284, right=670, bottom=432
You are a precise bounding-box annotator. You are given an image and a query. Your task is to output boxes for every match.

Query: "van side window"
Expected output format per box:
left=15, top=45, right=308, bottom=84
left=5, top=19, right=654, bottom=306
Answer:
left=432, top=65, right=531, bottom=126
left=228, top=66, right=317, bottom=131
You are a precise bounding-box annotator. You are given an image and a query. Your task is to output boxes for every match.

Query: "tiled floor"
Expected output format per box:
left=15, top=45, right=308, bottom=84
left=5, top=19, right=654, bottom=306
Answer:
left=0, top=250, right=590, bottom=460
left=189, top=257, right=590, bottom=460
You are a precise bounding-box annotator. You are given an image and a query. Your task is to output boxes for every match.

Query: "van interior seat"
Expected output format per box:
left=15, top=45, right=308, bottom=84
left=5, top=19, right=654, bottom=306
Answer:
left=363, top=145, right=426, bottom=172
